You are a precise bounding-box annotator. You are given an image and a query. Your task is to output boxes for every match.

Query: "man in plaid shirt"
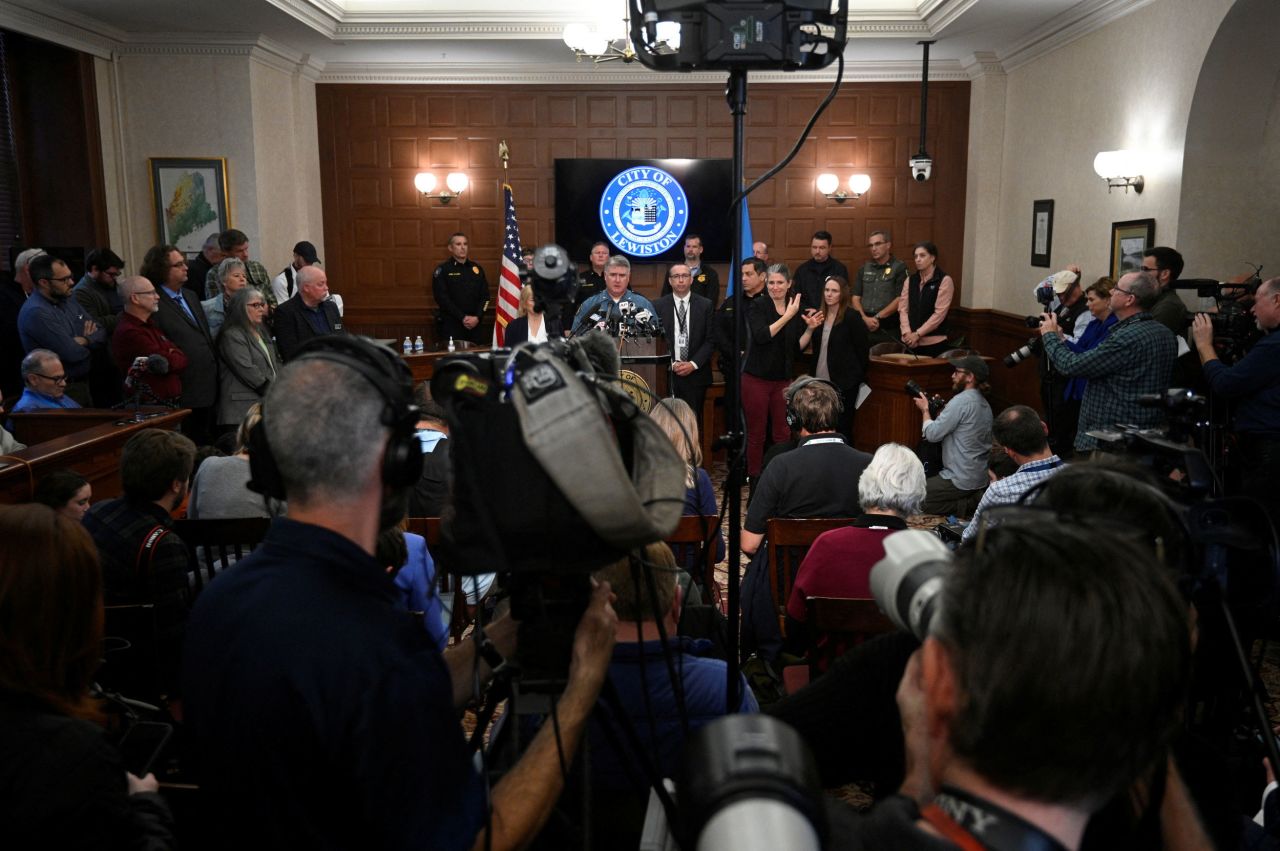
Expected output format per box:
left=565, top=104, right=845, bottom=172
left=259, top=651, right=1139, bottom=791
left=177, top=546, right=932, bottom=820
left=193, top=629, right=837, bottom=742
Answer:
left=1040, top=270, right=1177, bottom=452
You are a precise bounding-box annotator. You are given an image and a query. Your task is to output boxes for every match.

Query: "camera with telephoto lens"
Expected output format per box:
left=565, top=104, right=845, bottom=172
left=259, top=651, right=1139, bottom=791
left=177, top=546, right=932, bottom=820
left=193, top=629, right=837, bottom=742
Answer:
left=905, top=380, right=944, bottom=418
left=1003, top=336, right=1043, bottom=368
left=870, top=529, right=954, bottom=641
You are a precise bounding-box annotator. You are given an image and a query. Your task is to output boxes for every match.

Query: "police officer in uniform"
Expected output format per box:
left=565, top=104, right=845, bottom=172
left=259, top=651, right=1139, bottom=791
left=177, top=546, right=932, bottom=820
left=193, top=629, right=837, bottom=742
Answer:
left=561, top=240, right=609, bottom=336
left=852, top=230, right=908, bottom=346
left=432, top=232, right=489, bottom=346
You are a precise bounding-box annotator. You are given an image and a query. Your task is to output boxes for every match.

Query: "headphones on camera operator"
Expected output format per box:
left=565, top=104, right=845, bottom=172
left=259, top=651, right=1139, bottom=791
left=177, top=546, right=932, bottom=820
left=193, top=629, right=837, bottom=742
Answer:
left=245, top=334, right=423, bottom=529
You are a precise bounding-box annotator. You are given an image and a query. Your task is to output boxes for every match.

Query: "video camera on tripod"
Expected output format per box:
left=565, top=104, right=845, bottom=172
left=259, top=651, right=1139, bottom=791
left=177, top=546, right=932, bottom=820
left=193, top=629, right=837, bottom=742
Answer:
left=1175, top=268, right=1264, bottom=364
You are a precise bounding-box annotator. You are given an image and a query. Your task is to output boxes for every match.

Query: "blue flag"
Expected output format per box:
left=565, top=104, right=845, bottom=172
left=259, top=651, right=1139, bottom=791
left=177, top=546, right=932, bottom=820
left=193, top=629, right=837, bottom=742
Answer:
left=727, top=195, right=753, bottom=298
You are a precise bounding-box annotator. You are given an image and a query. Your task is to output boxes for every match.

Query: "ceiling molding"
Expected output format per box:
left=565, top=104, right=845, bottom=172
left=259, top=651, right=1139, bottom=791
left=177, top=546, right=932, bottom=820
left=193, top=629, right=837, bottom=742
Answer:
left=999, top=0, right=1156, bottom=71
left=334, top=22, right=565, bottom=39
left=0, top=0, right=120, bottom=58
left=962, top=50, right=1005, bottom=78
left=120, top=33, right=323, bottom=79
left=262, top=0, right=340, bottom=38
left=922, top=0, right=982, bottom=35
left=316, top=58, right=972, bottom=85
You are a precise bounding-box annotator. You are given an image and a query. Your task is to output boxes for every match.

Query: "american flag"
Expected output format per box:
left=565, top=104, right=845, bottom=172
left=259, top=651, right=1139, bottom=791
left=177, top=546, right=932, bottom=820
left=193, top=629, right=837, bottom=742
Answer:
left=492, top=183, right=523, bottom=347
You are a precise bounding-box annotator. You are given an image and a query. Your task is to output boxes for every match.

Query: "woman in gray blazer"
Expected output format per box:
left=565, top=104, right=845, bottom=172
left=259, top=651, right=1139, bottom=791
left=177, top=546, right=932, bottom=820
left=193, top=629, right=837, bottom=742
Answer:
left=216, top=287, right=279, bottom=427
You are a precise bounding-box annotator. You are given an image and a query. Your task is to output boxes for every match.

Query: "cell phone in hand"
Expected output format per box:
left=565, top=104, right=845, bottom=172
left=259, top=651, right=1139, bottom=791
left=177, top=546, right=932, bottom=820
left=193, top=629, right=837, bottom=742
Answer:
left=118, top=721, right=173, bottom=777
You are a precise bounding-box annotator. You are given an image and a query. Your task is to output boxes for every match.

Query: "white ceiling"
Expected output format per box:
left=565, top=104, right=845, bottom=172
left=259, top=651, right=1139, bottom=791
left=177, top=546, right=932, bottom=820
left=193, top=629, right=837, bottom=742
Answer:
left=4, top=0, right=1157, bottom=82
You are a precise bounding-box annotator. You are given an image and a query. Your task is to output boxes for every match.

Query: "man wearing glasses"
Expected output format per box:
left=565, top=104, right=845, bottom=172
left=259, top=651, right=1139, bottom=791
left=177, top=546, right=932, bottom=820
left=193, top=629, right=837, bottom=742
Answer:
left=1040, top=270, right=1177, bottom=453
left=11, top=349, right=81, bottom=418
left=110, top=276, right=189, bottom=404
left=852, top=230, right=907, bottom=345
left=655, top=262, right=715, bottom=428
left=16, top=254, right=103, bottom=406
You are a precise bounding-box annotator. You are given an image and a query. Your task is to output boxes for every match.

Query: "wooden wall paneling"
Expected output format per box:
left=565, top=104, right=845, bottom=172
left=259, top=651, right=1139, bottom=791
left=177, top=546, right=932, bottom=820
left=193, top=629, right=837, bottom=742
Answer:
left=319, top=82, right=970, bottom=347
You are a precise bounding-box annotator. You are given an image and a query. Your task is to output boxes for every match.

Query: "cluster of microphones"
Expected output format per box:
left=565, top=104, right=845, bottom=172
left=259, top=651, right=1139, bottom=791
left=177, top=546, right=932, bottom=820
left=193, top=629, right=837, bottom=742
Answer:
left=577, top=300, right=662, bottom=339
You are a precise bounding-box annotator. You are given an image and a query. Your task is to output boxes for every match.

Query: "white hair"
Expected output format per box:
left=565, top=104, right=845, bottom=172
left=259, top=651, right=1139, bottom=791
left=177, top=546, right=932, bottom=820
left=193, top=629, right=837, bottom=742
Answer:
left=858, top=443, right=926, bottom=517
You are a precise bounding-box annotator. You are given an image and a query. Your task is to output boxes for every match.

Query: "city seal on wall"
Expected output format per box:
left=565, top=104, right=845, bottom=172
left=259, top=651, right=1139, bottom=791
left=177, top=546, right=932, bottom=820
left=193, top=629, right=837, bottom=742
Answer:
left=599, top=166, right=689, bottom=257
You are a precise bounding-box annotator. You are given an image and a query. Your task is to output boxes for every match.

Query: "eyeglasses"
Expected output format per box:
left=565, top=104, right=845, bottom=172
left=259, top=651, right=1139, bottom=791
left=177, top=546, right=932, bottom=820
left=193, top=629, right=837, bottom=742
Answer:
left=46, top=275, right=75, bottom=285
left=1113, top=285, right=1134, bottom=296
left=1140, top=265, right=1160, bottom=274
left=33, top=372, right=67, bottom=383
left=669, top=273, right=691, bottom=279
left=246, top=301, right=267, bottom=309
left=134, top=288, right=158, bottom=297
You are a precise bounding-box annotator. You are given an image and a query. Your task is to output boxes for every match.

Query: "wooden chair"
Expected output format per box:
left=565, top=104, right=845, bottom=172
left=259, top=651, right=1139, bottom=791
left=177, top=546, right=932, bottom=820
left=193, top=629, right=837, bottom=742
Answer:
left=764, top=517, right=857, bottom=634
left=663, top=514, right=722, bottom=589
left=869, top=341, right=906, bottom=357
left=804, top=596, right=896, bottom=676
left=172, top=517, right=272, bottom=596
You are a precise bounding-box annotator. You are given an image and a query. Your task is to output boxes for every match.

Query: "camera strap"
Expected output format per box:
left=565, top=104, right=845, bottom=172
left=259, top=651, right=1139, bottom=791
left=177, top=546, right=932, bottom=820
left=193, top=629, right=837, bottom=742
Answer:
left=920, top=786, right=1067, bottom=851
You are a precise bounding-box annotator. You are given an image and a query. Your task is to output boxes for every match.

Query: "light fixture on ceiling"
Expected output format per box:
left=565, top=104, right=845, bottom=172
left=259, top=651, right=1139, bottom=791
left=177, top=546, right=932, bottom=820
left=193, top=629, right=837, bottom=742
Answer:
left=563, top=3, right=678, bottom=64
left=1093, top=150, right=1144, bottom=193
left=817, top=173, right=872, bottom=203
left=414, top=171, right=469, bottom=205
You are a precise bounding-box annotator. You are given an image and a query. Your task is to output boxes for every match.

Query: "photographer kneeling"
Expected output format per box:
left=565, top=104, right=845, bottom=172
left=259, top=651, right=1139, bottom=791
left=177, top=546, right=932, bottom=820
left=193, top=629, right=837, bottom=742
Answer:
left=1191, top=276, right=1280, bottom=523
left=182, top=336, right=618, bottom=851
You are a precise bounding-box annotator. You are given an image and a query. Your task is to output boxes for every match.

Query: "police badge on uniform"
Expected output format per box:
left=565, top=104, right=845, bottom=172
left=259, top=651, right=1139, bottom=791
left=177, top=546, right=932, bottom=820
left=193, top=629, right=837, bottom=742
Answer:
left=472, top=266, right=480, bottom=275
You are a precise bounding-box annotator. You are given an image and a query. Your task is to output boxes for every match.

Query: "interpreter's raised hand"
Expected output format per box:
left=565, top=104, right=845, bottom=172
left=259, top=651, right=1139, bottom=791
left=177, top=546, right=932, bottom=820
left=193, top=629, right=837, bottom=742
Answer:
left=783, top=293, right=803, bottom=318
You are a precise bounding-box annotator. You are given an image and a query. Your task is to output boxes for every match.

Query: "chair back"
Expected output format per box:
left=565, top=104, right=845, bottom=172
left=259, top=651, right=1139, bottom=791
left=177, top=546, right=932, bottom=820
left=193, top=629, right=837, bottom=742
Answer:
left=664, top=514, right=722, bottom=589
left=765, top=517, right=857, bottom=633
left=173, top=517, right=271, bottom=595
left=804, top=596, right=896, bottom=676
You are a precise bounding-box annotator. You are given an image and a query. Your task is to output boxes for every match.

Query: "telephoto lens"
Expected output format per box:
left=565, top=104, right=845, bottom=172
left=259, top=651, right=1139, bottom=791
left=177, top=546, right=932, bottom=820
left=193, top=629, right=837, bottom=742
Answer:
left=870, top=529, right=953, bottom=641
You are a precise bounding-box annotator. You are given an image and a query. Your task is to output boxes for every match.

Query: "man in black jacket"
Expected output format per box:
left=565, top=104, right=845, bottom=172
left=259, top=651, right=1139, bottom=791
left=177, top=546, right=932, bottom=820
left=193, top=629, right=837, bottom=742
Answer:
left=273, top=266, right=345, bottom=362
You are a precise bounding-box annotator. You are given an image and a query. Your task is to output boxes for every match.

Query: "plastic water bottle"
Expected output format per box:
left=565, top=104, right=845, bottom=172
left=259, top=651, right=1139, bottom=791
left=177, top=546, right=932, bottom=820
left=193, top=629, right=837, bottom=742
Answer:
left=413, top=335, right=424, bottom=353
left=447, top=336, right=456, bottom=353
left=403, top=336, right=412, bottom=354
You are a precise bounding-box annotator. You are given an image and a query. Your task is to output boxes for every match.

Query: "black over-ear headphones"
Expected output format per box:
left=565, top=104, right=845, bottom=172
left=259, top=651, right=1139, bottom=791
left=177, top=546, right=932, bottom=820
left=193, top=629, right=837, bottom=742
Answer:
left=784, top=375, right=844, bottom=431
left=247, top=335, right=422, bottom=501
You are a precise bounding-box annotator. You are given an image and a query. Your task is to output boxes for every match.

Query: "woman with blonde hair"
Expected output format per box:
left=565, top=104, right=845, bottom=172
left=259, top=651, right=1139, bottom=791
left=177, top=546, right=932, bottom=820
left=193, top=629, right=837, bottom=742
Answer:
left=503, top=284, right=547, bottom=345
left=649, top=398, right=725, bottom=570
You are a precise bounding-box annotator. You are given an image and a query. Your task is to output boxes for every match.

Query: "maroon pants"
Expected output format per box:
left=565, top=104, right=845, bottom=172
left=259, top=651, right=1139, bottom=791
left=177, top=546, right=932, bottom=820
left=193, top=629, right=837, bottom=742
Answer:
left=742, top=372, right=790, bottom=477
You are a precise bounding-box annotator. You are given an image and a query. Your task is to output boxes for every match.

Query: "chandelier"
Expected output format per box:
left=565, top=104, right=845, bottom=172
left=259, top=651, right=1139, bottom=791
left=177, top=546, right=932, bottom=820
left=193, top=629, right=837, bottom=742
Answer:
left=562, top=2, right=678, bottom=64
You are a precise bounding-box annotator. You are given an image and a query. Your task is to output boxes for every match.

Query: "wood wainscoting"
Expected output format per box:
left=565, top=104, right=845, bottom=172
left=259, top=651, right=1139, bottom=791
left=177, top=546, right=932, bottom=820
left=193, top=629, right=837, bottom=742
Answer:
left=949, top=307, right=1043, bottom=415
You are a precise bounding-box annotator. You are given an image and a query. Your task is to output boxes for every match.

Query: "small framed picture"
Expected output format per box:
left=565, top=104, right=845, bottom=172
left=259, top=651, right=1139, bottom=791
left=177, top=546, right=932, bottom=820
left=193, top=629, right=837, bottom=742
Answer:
left=148, top=158, right=231, bottom=255
left=1109, top=218, right=1155, bottom=280
left=1031, top=199, right=1053, bottom=268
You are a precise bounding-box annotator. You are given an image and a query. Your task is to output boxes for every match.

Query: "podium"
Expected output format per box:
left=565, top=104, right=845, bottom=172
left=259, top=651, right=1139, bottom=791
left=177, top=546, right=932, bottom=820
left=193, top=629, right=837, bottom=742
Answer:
left=616, top=336, right=670, bottom=413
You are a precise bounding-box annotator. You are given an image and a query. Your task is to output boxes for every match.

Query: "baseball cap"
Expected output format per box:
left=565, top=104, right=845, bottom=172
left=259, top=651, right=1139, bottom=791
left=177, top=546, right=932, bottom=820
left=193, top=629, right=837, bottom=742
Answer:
left=1047, top=269, right=1079, bottom=294
left=293, top=241, right=320, bottom=265
left=948, top=354, right=989, bottom=382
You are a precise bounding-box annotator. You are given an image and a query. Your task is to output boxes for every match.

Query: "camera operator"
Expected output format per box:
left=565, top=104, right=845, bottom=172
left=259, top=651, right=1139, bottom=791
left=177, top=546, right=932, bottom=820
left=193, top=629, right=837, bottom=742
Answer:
left=182, top=336, right=619, bottom=851
left=828, top=521, right=1198, bottom=850
left=913, top=354, right=993, bottom=517
left=1033, top=267, right=1089, bottom=457
left=1192, top=276, right=1280, bottom=520
left=1040, top=270, right=1177, bottom=454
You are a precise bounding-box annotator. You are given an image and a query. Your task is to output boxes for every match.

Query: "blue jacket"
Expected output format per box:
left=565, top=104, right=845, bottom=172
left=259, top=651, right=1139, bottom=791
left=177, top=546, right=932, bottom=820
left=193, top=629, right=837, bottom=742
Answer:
left=393, top=532, right=449, bottom=651
left=1204, top=328, right=1280, bottom=436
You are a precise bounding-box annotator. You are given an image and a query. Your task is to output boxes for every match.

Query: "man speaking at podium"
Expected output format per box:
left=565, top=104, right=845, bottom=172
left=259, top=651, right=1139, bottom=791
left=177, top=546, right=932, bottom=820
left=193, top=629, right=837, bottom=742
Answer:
left=654, top=262, right=714, bottom=426
left=572, top=255, right=660, bottom=334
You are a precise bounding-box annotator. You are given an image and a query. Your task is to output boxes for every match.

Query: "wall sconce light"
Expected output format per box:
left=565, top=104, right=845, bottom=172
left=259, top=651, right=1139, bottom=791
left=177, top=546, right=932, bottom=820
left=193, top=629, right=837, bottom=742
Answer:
left=414, top=171, right=469, bottom=204
left=816, top=173, right=872, bottom=203
left=1092, top=150, right=1144, bottom=194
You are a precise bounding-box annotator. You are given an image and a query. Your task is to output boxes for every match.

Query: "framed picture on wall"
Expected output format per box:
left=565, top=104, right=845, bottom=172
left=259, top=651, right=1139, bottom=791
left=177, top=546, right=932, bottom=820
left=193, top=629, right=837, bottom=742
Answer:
left=1109, top=218, right=1155, bottom=280
left=148, top=158, right=231, bottom=256
left=1031, top=199, right=1054, bottom=267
